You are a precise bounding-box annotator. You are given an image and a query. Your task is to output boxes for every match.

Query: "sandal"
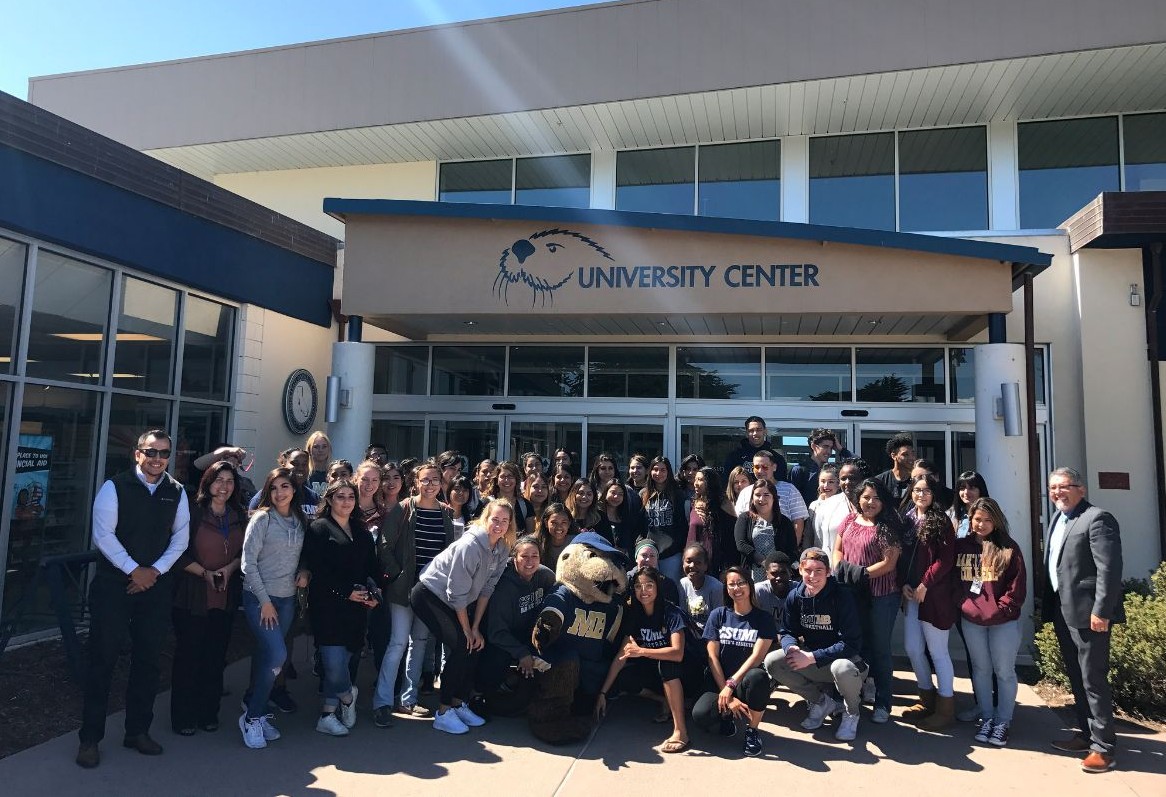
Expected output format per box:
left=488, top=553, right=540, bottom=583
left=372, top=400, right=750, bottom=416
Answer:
left=661, top=739, right=689, bottom=754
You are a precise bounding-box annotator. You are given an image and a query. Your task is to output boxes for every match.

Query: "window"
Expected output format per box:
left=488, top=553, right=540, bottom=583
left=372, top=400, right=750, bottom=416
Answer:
left=809, top=133, right=895, bottom=231
left=898, top=127, right=988, bottom=232
left=515, top=155, right=590, bottom=208
left=586, top=423, right=664, bottom=469
left=676, top=346, right=761, bottom=400
left=1019, top=117, right=1119, bottom=229
left=855, top=348, right=945, bottom=403
left=103, top=394, right=170, bottom=481
left=616, top=147, right=695, bottom=215
left=114, top=277, right=177, bottom=394
left=175, top=402, right=228, bottom=487
left=26, top=251, right=112, bottom=385
left=370, top=418, right=425, bottom=462
left=1123, top=113, right=1166, bottom=192
left=508, top=345, right=584, bottom=397
left=765, top=347, right=852, bottom=401
left=5, top=386, right=101, bottom=636
left=587, top=346, right=668, bottom=398
left=431, top=346, right=505, bottom=396
left=949, top=348, right=975, bottom=404
left=373, top=346, right=428, bottom=395
left=698, top=141, right=780, bottom=221
left=180, top=295, right=234, bottom=400
left=439, top=160, right=512, bottom=204
left=0, top=238, right=26, bottom=375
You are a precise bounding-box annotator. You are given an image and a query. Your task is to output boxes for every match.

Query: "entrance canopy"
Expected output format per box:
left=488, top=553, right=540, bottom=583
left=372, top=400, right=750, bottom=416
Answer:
left=326, top=199, right=1051, bottom=340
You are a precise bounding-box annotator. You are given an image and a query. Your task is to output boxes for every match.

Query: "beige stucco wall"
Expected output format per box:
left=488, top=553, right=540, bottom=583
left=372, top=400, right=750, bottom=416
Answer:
left=215, top=161, right=437, bottom=238
left=232, top=305, right=335, bottom=475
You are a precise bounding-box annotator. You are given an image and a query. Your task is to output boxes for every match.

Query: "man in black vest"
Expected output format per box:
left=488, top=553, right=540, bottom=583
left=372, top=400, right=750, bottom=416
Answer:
left=76, top=429, right=190, bottom=769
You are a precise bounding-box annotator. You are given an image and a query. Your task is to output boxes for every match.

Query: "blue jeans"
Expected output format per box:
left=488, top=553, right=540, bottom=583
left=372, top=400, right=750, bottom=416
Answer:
left=859, top=592, right=899, bottom=711
left=372, top=602, right=430, bottom=709
left=242, top=592, right=296, bottom=719
left=319, top=645, right=354, bottom=708
left=963, top=619, right=1020, bottom=723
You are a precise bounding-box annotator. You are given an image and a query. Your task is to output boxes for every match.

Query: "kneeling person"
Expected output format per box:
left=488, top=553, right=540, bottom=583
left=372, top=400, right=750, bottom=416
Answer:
left=764, top=547, right=865, bottom=741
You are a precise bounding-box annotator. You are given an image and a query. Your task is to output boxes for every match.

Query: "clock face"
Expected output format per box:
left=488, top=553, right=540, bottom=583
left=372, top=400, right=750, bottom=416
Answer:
left=283, top=369, right=318, bottom=435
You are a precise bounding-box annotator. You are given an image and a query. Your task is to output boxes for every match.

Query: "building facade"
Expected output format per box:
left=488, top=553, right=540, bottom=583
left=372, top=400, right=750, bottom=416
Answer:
left=13, top=0, right=1166, bottom=636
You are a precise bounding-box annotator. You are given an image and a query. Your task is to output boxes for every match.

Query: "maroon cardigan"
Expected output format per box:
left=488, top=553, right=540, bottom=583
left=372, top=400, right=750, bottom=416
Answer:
left=906, top=517, right=959, bottom=630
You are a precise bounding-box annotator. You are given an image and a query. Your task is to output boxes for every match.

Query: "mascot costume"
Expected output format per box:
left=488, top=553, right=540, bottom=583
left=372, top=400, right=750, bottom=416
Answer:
left=528, top=532, right=629, bottom=744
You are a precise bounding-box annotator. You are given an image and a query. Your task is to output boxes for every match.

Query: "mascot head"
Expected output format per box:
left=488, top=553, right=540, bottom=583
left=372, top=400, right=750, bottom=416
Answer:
left=493, top=228, right=614, bottom=307
left=555, top=531, right=629, bottom=604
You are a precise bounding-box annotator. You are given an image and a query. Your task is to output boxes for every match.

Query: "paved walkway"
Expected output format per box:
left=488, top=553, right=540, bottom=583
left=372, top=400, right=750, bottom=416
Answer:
left=6, top=652, right=1163, bottom=797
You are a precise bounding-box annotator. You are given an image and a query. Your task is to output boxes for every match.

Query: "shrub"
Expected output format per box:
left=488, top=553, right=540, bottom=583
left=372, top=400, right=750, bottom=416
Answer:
left=1034, top=561, right=1166, bottom=717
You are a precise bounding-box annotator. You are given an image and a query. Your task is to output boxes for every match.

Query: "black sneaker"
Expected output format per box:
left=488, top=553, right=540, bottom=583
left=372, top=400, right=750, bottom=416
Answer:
left=743, top=727, right=763, bottom=757
left=719, top=717, right=737, bottom=738
left=269, top=687, right=298, bottom=714
left=373, top=707, right=395, bottom=728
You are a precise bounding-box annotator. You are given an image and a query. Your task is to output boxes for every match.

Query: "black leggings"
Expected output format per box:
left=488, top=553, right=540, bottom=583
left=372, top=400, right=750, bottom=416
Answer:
left=409, top=582, right=478, bottom=705
left=691, top=668, right=770, bottom=733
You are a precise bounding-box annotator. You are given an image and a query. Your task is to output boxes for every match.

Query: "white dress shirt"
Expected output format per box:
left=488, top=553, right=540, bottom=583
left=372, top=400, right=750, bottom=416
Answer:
left=91, top=465, right=191, bottom=575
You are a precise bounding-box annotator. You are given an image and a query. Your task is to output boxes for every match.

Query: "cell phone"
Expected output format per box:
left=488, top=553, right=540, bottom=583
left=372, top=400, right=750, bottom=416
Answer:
left=213, top=572, right=225, bottom=589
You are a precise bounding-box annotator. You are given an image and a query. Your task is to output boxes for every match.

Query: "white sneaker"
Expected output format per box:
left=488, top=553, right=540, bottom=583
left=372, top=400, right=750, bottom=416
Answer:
left=861, top=678, right=876, bottom=704
left=259, top=715, right=281, bottom=741
left=316, top=712, right=350, bottom=737
left=433, top=708, right=470, bottom=735
left=453, top=703, right=486, bottom=728
left=871, top=706, right=891, bottom=724
left=835, top=711, right=860, bottom=741
left=239, top=713, right=267, bottom=749
left=339, top=686, right=358, bottom=729
left=801, top=694, right=839, bottom=730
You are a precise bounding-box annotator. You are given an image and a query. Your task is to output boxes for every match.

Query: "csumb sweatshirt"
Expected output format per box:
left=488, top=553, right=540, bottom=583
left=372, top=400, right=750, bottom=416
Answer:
left=485, top=561, right=556, bottom=660
left=779, top=577, right=863, bottom=667
left=954, top=536, right=1027, bottom=626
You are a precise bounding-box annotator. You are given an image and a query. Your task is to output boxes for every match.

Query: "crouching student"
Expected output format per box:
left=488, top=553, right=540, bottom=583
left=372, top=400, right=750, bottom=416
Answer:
left=691, top=566, right=776, bottom=758
left=476, top=536, right=556, bottom=715
left=764, top=547, right=865, bottom=742
left=595, top=566, right=691, bottom=754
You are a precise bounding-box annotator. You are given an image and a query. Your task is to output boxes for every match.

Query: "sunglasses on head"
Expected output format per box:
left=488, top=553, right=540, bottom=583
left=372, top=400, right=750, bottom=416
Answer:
left=138, top=447, right=172, bottom=459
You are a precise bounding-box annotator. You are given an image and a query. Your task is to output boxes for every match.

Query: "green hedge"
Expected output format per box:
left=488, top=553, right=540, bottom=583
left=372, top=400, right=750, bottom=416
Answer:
left=1034, top=562, right=1166, bottom=716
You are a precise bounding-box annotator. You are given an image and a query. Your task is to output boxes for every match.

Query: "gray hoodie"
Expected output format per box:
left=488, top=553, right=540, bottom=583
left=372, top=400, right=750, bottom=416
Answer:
left=241, top=508, right=305, bottom=605
left=418, top=526, right=509, bottom=611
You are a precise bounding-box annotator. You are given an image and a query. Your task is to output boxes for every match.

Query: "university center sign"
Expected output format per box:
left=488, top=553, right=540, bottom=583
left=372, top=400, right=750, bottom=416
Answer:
left=334, top=202, right=1019, bottom=337
left=492, top=226, right=821, bottom=306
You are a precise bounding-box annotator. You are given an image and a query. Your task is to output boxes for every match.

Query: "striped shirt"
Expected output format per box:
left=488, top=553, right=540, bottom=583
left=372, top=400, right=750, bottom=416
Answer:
left=413, top=507, right=448, bottom=578
left=838, top=513, right=899, bottom=597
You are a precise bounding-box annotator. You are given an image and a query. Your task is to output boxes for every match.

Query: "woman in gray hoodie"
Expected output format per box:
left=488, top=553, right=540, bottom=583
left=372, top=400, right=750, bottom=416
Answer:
left=410, top=499, right=516, bottom=735
left=239, top=467, right=310, bottom=749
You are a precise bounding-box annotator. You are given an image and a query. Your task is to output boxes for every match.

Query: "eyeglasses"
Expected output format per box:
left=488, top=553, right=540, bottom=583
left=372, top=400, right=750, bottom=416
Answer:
left=138, top=448, right=172, bottom=459
left=725, top=581, right=749, bottom=590
left=417, top=478, right=440, bottom=486
left=912, top=488, right=933, bottom=495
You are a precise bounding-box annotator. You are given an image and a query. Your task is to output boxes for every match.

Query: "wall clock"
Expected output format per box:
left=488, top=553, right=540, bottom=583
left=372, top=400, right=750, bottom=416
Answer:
left=282, top=369, right=318, bottom=435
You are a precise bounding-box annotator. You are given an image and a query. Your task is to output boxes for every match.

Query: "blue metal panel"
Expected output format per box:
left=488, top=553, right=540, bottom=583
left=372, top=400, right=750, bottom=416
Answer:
left=0, top=145, right=333, bottom=327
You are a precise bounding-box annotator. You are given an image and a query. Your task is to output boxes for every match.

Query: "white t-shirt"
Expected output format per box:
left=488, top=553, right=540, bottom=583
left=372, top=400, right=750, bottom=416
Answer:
left=734, top=480, right=809, bottom=522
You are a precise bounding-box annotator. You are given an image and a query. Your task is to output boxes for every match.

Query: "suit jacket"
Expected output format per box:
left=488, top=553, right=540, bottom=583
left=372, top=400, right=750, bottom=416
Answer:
left=1041, top=500, right=1125, bottom=627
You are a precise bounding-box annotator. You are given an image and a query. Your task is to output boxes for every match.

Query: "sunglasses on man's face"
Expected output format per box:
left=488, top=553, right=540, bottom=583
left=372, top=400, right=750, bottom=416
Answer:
left=138, top=447, right=172, bottom=459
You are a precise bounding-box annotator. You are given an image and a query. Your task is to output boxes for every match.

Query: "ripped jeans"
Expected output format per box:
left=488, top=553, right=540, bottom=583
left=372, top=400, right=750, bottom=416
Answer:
left=242, top=592, right=297, bottom=720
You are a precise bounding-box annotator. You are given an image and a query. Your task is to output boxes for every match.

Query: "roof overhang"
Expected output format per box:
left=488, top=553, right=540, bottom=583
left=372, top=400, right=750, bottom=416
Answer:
left=327, top=200, right=1051, bottom=340
left=1064, top=192, right=1166, bottom=252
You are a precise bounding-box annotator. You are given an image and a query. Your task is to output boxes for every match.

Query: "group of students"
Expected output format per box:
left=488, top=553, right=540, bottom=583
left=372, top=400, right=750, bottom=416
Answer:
left=168, top=427, right=1028, bottom=762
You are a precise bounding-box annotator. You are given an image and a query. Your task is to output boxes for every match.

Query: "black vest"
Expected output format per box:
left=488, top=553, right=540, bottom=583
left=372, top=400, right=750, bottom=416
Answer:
left=97, top=470, right=183, bottom=579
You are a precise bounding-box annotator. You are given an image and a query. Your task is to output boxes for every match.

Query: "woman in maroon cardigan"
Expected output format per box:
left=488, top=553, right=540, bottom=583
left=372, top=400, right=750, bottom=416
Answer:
left=899, top=473, right=959, bottom=730
left=170, top=461, right=247, bottom=735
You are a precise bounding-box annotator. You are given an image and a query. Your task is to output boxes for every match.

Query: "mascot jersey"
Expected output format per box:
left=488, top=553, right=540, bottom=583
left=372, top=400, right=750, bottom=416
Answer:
left=540, top=584, right=622, bottom=691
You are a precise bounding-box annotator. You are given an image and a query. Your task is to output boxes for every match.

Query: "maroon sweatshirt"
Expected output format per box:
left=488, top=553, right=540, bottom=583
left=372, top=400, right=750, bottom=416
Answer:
left=953, top=536, right=1027, bottom=626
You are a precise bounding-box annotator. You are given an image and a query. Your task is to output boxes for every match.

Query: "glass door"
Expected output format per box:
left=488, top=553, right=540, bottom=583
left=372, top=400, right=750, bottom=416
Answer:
left=678, top=419, right=853, bottom=476
left=505, top=418, right=582, bottom=473
left=584, top=420, right=666, bottom=474
left=856, top=425, right=949, bottom=483
left=428, top=417, right=501, bottom=473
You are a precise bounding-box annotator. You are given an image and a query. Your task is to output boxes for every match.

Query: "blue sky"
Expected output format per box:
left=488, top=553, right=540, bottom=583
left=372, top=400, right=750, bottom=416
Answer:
left=2, top=1, right=599, bottom=98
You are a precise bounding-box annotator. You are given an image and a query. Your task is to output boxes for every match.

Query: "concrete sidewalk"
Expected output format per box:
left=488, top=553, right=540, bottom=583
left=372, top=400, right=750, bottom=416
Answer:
left=7, top=651, right=1163, bottom=797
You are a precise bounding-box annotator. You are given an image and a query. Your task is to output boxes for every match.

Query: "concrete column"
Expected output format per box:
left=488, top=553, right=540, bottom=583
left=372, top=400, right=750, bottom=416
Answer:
left=987, top=121, right=1019, bottom=231
left=590, top=149, right=616, bottom=210
left=328, top=341, right=375, bottom=465
left=974, top=343, right=1033, bottom=634
left=781, top=135, right=809, bottom=223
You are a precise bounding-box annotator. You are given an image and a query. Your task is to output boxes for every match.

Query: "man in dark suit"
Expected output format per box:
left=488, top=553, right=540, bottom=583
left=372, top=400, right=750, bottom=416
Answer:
left=1042, top=467, right=1124, bottom=774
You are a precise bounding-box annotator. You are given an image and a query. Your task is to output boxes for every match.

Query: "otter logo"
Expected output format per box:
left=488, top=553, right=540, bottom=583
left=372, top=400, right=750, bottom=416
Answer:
left=493, top=228, right=613, bottom=306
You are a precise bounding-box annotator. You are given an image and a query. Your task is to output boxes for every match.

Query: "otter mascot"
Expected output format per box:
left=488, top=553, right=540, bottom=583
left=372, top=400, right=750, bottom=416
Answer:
left=528, top=532, right=629, bottom=744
